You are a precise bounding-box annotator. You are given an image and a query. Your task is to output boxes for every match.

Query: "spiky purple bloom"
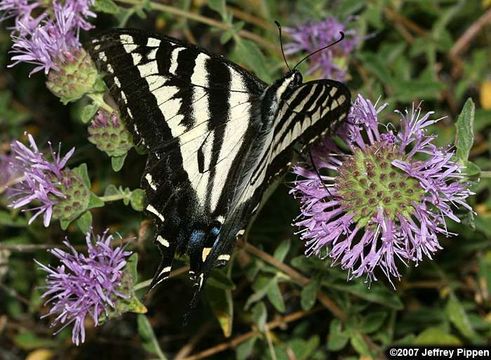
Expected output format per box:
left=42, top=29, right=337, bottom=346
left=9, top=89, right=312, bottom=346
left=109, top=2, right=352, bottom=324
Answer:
left=1, top=0, right=95, bottom=75
left=284, top=17, right=359, bottom=81
left=8, top=133, right=74, bottom=226
left=291, top=95, right=473, bottom=285
left=36, top=230, right=132, bottom=345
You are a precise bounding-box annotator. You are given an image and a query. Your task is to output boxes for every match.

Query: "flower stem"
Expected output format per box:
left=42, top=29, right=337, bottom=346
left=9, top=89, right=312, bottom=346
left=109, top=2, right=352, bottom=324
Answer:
left=98, top=193, right=129, bottom=202
left=480, top=171, right=491, bottom=178
left=115, top=0, right=279, bottom=53
left=87, top=93, right=114, bottom=113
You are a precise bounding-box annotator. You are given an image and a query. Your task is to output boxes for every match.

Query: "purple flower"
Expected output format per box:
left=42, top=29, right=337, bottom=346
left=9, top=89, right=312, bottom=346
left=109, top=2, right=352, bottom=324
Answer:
left=36, top=230, right=132, bottom=345
left=8, top=133, right=74, bottom=226
left=1, top=0, right=95, bottom=75
left=291, top=95, right=473, bottom=285
left=284, top=17, right=359, bottom=81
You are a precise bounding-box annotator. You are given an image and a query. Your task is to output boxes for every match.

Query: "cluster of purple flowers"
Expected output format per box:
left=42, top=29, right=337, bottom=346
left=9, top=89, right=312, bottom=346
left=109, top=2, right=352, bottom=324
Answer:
left=8, top=133, right=74, bottom=226
left=36, top=230, right=132, bottom=345
left=285, top=17, right=359, bottom=81
left=0, top=0, right=95, bottom=75
left=291, top=95, right=473, bottom=284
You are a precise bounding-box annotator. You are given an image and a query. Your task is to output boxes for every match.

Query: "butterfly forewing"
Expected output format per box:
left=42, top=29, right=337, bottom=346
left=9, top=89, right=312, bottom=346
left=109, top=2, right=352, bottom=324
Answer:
left=88, top=29, right=351, bottom=293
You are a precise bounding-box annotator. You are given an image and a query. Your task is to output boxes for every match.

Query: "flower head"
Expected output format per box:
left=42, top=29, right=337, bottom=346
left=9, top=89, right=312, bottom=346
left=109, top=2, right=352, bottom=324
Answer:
left=8, top=133, right=75, bottom=226
left=88, top=110, right=133, bottom=157
left=284, top=16, right=359, bottom=81
left=291, top=95, right=473, bottom=285
left=1, top=0, right=95, bottom=75
left=36, top=230, right=132, bottom=345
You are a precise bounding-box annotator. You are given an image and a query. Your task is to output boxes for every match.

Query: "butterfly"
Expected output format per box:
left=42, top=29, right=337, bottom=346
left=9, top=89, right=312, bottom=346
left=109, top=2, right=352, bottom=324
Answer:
left=88, top=28, right=351, bottom=292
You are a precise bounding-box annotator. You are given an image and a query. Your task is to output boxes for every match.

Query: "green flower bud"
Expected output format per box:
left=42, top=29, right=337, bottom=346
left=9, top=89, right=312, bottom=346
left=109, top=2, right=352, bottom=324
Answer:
left=46, top=49, right=98, bottom=104
left=88, top=110, right=133, bottom=157
left=51, top=170, right=90, bottom=222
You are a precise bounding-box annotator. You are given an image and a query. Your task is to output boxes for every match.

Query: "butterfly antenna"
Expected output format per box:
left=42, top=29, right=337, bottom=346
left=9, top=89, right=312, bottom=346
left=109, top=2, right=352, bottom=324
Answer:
left=274, top=20, right=291, bottom=71
left=293, top=31, right=345, bottom=71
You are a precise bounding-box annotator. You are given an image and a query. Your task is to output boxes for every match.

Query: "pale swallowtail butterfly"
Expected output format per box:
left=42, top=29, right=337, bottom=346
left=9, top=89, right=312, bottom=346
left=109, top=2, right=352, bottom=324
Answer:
left=88, top=28, right=351, bottom=293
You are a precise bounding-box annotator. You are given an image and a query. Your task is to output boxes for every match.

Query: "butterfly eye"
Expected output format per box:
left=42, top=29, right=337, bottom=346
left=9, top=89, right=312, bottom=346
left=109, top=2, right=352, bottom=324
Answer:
left=294, top=72, right=303, bottom=85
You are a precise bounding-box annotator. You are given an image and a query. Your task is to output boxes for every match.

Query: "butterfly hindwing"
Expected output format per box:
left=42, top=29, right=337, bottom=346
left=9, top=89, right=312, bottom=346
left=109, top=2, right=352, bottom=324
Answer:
left=89, top=28, right=351, bottom=293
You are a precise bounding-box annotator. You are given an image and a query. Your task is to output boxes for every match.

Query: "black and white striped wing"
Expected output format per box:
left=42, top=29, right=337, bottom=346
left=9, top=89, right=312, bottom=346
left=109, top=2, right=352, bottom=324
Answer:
left=267, top=79, right=351, bottom=180
left=89, top=29, right=267, bottom=287
left=203, top=80, right=351, bottom=280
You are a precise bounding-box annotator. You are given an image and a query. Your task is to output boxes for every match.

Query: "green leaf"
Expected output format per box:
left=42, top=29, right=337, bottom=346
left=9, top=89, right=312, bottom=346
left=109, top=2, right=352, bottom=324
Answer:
left=445, top=295, right=476, bottom=339
left=455, top=98, right=475, bottom=163
left=206, top=284, right=234, bottom=337
left=208, top=0, right=227, bottom=20
left=462, top=160, right=481, bottom=176
left=72, top=163, right=91, bottom=188
left=233, top=40, right=273, bottom=83
left=13, top=330, right=57, bottom=350
left=137, top=314, right=168, bottom=359
left=327, top=319, right=349, bottom=351
left=236, top=336, right=257, bottom=360
left=413, top=326, right=461, bottom=345
left=94, top=0, right=120, bottom=14
left=80, top=103, right=99, bottom=123
left=245, top=275, right=272, bottom=308
left=59, top=218, right=71, bottom=230
left=251, top=302, right=267, bottom=331
left=104, top=184, right=120, bottom=196
left=266, top=278, right=285, bottom=312
left=207, top=269, right=236, bottom=290
left=273, top=238, right=290, bottom=262
left=127, top=253, right=139, bottom=283
left=220, top=22, right=244, bottom=44
left=130, top=188, right=146, bottom=211
left=287, top=336, right=320, bottom=360
left=357, top=52, right=394, bottom=86
left=300, top=281, right=318, bottom=311
left=111, top=154, right=127, bottom=172
left=75, top=211, right=92, bottom=233
left=87, top=192, right=105, bottom=209
left=350, top=332, right=371, bottom=356
left=360, top=311, right=387, bottom=334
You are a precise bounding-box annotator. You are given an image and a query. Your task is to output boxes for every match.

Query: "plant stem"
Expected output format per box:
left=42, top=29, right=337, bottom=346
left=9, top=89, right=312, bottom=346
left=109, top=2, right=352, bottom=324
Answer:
left=480, top=171, right=491, bottom=178
left=87, top=93, right=114, bottom=113
left=98, top=193, right=129, bottom=202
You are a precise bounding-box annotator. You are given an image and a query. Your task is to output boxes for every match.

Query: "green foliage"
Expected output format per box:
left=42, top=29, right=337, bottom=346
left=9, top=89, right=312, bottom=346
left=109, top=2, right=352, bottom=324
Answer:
left=1, top=0, right=490, bottom=359
left=137, top=314, right=168, bottom=359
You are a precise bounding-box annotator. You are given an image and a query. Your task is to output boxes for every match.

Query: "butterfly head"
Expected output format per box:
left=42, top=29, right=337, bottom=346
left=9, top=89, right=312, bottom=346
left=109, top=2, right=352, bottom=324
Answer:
left=273, top=70, right=303, bottom=100
left=284, top=70, right=303, bottom=88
